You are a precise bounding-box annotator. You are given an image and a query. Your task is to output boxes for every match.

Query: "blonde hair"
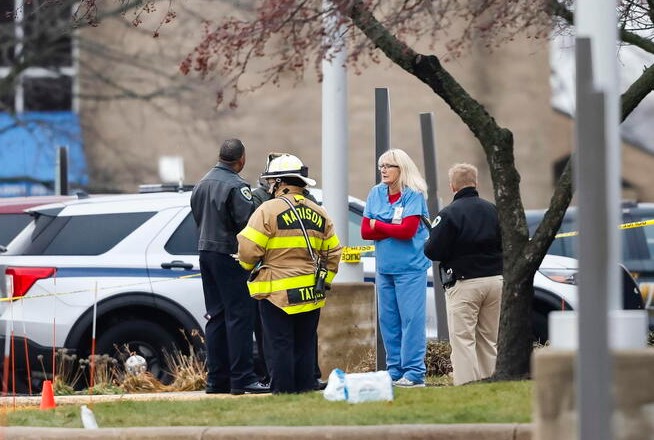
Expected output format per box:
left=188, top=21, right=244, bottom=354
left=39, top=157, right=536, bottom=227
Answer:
left=378, top=149, right=428, bottom=198
left=448, top=163, right=478, bottom=192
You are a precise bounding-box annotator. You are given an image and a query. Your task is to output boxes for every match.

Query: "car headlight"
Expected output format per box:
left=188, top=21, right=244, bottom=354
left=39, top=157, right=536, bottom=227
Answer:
left=538, top=268, right=578, bottom=285
left=638, top=282, right=653, bottom=304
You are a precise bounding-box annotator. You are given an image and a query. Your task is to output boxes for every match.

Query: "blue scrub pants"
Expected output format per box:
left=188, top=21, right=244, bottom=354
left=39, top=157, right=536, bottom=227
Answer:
left=376, top=270, right=427, bottom=383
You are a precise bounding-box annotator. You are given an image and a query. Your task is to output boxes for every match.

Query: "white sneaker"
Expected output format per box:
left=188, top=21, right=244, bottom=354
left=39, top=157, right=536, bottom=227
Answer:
left=393, top=377, right=426, bottom=388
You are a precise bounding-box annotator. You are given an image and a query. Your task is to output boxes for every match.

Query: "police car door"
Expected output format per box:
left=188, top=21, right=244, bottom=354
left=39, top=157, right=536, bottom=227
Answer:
left=144, top=207, right=204, bottom=331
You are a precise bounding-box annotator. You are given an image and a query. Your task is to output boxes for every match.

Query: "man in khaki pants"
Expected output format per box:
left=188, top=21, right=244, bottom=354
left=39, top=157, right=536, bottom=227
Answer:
left=423, top=163, right=503, bottom=385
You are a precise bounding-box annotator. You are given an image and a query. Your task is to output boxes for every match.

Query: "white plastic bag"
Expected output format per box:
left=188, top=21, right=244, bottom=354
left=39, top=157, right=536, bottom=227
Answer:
left=344, top=370, right=394, bottom=403
left=80, top=404, right=99, bottom=429
left=323, top=368, right=347, bottom=401
left=323, top=369, right=394, bottom=403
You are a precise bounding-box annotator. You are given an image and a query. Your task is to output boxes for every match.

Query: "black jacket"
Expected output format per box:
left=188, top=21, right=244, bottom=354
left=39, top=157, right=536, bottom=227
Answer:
left=424, top=186, right=502, bottom=280
left=190, top=163, right=254, bottom=254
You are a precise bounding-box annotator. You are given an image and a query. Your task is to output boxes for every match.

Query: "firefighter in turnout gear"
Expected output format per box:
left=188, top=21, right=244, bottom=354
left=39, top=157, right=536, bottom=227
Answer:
left=237, top=154, right=342, bottom=394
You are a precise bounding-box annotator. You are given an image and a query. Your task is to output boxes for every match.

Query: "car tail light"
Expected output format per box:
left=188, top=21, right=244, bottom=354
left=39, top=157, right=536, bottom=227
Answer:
left=5, top=267, right=56, bottom=299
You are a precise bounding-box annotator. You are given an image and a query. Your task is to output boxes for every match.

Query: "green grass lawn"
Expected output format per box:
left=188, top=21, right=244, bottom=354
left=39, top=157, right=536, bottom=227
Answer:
left=5, top=380, right=532, bottom=428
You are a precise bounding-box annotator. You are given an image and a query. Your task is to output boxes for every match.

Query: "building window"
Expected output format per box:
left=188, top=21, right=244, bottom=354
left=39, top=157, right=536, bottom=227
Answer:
left=0, top=0, right=77, bottom=113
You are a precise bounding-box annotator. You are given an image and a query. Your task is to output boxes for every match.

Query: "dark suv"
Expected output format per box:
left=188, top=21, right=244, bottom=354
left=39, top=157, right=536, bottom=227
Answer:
left=526, top=202, right=654, bottom=318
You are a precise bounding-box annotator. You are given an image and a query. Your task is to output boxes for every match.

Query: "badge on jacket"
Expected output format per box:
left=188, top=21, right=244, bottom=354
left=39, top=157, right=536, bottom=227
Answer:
left=392, top=206, right=403, bottom=224
left=240, top=187, right=253, bottom=201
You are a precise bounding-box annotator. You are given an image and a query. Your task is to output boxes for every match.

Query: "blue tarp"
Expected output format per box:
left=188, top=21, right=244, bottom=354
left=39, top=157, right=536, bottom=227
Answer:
left=0, top=111, right=88, bottom=196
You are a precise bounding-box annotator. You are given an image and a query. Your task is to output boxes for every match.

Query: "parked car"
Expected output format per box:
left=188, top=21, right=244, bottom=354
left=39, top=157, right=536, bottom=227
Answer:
left=0, top=191, right=202, bottom=392
left=526, top=202, right=654, bottom=323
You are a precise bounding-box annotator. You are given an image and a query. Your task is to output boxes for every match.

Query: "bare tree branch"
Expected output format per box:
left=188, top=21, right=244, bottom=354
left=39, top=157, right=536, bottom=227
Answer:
left=622, top=62, right=654, bottom=121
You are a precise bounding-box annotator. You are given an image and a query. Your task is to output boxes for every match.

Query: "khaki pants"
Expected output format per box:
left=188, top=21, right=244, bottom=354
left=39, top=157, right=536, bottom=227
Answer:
left=445, top=275, right=503, bottom=385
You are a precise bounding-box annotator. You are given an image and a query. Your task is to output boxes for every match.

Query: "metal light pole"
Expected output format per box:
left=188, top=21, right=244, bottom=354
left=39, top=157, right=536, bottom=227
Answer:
left=322, top=1, right=359, bottom=283
left=420, top=113, right=447, bottom=340
left=374, top=87, right=391, bottom=370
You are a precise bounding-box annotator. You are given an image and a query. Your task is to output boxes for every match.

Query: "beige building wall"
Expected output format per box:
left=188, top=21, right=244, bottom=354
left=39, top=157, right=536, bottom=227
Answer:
left=78, top=3, right=654, bottom=209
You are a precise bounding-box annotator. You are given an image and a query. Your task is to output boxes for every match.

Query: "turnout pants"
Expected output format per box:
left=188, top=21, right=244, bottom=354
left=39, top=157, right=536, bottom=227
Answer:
left=260, top=299, right=320, bottom=394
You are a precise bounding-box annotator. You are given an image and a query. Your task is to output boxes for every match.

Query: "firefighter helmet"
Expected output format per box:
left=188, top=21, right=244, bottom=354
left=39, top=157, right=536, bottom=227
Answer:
left=260, top=154, right=316, bottom=186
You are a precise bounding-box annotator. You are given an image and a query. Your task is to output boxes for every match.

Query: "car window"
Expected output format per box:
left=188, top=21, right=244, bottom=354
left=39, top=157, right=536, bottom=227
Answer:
left=526, top=213, right=577, bottom=257
left=623, top=209, right=654, bottom=280
left=630, top=210, right=654, bottom=259
left=13, top=212, right=155, bottom=256
left=528, top=209, right=642, bottom=262
left=0, top=213, right=32, bottom=245
left=644, top=225, right=654, bottom=260
left=546, top=218, right=577, bottom=257
left=165, top=213, right=199, bottom=255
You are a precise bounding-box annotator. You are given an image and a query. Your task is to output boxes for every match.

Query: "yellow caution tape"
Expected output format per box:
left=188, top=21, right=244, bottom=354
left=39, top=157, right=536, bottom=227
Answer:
left=555, top=218, right=654, bottom=239
left=340, top=245, right=375, bottom=263
left=340, top=218, right=654, bottom=257
left=620, top=219, right=654, bottom=230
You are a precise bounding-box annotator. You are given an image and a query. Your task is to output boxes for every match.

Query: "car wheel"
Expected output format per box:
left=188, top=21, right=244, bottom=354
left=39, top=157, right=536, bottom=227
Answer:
left=95, top=319, right=180, bottom=384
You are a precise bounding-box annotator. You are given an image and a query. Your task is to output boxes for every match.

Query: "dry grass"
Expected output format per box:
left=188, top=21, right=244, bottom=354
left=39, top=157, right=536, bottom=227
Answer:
left=345, top=340, right=452, bottom=378
left=43, top=350, right=121, bottom=395
left=164, top=330, right=207, bottom=392
left=347, top=348, right=376, bottom=373
left=120, top=372, right=168, bottom=393
left=48, top=331, right=208, bottom=395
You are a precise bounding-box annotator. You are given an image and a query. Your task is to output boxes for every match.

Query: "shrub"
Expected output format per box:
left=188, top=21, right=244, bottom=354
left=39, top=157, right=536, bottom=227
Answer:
left=425, top=339, right=452, bottom=376
left=346, top=340, right=452, bottom=378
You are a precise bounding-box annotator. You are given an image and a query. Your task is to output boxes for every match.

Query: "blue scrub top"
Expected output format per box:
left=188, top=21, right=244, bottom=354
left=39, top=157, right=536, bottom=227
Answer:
left=363, top=184, right=431, bottom=274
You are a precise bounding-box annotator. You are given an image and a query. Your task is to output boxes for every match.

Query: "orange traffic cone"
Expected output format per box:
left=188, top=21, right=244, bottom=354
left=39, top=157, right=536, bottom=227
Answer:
left=39, top=380, right=56, bottom=410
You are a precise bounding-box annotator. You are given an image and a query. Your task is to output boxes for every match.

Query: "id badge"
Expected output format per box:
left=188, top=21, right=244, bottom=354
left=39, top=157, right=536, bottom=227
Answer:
left=392, top=206, right=404, bottom=224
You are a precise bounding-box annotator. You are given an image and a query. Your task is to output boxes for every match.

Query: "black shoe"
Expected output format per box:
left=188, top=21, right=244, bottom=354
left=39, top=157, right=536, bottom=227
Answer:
left=230, top=381, right=271, bottom=395
left=314, top=379, right=327, bottom=391
left=205, top=385, right=230, bottom=394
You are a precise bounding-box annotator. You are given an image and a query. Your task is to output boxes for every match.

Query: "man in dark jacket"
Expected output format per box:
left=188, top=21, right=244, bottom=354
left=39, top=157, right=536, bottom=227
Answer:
left=423, top=163, right=503, bottom=385
left=190, top=138, right=269, bottom=395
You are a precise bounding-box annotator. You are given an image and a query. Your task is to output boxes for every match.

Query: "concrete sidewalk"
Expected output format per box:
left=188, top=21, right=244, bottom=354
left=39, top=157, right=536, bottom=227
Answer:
left=1, top=424, right=533, bottom=439
left=0, top=391, right=533, bottom=439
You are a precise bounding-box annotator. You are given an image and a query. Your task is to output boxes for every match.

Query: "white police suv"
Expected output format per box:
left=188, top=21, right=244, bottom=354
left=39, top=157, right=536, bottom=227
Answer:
left=0, top=190, right=205, bottom=392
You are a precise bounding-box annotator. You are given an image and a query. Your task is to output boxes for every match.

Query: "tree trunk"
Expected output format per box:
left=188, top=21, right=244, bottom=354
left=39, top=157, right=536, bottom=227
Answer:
left=494, top=272, right=535, bottom=380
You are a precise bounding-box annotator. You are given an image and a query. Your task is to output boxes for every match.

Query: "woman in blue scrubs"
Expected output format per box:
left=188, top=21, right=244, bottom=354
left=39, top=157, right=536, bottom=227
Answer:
left=361, top=149, right=431, bottom=387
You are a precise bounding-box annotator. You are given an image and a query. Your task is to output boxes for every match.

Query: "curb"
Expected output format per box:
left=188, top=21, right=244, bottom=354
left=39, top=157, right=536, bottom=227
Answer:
left=1, top=423, right=534, bottom=439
